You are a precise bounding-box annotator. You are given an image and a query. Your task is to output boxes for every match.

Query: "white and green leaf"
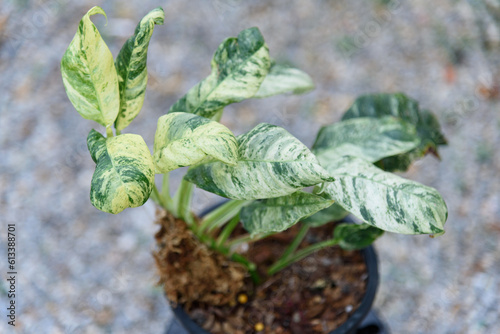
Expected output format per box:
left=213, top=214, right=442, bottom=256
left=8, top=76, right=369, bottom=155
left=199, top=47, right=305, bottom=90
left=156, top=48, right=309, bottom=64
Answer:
left=313, top=116, right=420, bottom=164
left=253, top=62, right=314, bottom=98
left=61, top=6, right=119, bottom=129
left=114, top=7, right=164, bottom=131
left=302, top=202, right=349, bottom=227
left=333, top=223, right=384, bottom=250
left=342, top=93, right=447, bottom=171
left=87, top=129, right=155, bottom=214
left=240, top=191, right=334, bottom=236
left=169, top=27, right=271, bottom=119
left=185, top=123, right=334, bottom=200
left=323, top=155, right=447, bottom=235
left=153, top=112, right=238, bottom=173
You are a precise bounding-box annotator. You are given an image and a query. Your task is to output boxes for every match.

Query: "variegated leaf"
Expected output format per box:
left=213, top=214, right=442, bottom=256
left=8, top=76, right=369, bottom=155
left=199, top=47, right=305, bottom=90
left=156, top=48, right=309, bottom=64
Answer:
left=253, top=63, right=314, bottom=98
left=153, top=112, right=238, bottom=173
left=323, top=155, right=447, bottom=235
left=114, top=7, right=164, bottom=131
left=87, top=129, right=155, bottom=214
left=240, top=191, right=334, bottom=236
left=169, top=27, right=271, bottom=119
left=313, top=116, right=420, bottom=164
left=302, top=202, right=349, bottom=227
left=185, top=123, right=334, bottom=200
left=342, top=93, right=447, bottom=171
left=61, top=6, right=119, bottom=129
left=333, top=223, right=384, bottom=250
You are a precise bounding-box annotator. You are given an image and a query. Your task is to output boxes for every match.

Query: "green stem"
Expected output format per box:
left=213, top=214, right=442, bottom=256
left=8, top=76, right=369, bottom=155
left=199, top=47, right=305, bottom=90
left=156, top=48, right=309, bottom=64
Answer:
left=267, top=238, right=338, bottom=276
left=174, top=179, right=194, bottom=225
left=151, top=184, right=166, bottom=209
left=216, top=213, right=240, bottom=248
left=231, top=253, right=261, bottom=284
left=280, top=224, right=309, bottom=261
left=115, top=128, right=121, bottom=136
left=194, top=229, right=261, bottom=284
left=226, top=232, right=272, bottom=249
left=106, top=126, right=114, bottom=137
left=199, top=200, right=251, bottom=234
left=161, top=173, right=174, bottom=212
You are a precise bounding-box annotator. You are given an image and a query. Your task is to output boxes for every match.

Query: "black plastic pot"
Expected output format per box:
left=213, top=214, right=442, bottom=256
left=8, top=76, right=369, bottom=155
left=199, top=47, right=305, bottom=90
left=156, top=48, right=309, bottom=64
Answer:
left=164, top=207, right=387, bottom=334
left=167, top=246, right=384, bottom=334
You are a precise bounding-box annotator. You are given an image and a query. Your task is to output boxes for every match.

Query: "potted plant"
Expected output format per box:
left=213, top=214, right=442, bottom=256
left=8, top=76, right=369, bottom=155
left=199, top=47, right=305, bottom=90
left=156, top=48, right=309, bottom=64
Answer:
left=61, top=6, right=448, bottom=334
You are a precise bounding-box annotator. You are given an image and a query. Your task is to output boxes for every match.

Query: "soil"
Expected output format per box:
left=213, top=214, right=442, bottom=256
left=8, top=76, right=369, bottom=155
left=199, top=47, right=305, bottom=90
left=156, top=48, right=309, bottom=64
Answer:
left=154, top=211, right=368, bottom=334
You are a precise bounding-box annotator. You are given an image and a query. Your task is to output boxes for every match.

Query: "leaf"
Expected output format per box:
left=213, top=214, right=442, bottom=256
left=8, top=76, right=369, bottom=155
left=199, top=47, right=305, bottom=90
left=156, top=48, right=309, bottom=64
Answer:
left=333, top=223, right=384, bottom=250
left=168, top=27, right=271, bottom=119
left=87, top=129, right=155, bottom=214
left=61, top=6, right=119, bottom=128
left=240, top=191, right=334, bottom=236
left=323, top=155, right=447, bottom=235
left=302, top=202, right=349, bottom=227
left=313, top=116, right=420, bottom=164
left=153, top=112, right=238, bottom=173
left=342, top=93, right=447, bottom=171
left=114, top=7, right=164, bottom=131
left=185, top=123, right=334, bottom=200
left=253, top=63, right=314, bottom=98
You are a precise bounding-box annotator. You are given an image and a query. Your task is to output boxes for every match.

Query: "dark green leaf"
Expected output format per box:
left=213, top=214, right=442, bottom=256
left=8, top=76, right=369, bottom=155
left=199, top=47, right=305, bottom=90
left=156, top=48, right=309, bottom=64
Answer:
left=333, top=223, right=384, bottom=250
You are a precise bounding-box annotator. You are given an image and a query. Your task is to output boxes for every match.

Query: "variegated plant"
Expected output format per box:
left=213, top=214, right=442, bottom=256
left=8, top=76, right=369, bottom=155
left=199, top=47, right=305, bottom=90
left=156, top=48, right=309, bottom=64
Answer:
left=61, top=7, right=448, bottom=281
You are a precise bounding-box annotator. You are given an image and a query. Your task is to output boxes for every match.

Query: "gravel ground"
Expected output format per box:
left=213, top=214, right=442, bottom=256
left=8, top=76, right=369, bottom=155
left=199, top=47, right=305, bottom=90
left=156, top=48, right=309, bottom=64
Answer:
left=1, top=1, right=499, bottom=333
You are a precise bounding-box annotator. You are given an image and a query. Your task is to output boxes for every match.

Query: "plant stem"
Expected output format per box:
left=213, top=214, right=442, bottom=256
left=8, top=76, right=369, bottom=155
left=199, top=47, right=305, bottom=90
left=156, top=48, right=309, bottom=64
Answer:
left=226, top=232, right=272, bottom=249
left=115, top=129, right=121, bottom=136
left=106, top=126, right=114, bottom=137
left=150, top=184, right=166, bottom=209
left=280, top=224, right=309, bottom=261
left=174, top=179, right=194, bottom=225
left=216, top=213, right=240, bottom=248
left=267, top=238, right=338, bottom=276
left=198, top=200, right=251, bottom=234
left=230, top=253, right=261, bottom=284
left=161, top=173, right=174, bottom=212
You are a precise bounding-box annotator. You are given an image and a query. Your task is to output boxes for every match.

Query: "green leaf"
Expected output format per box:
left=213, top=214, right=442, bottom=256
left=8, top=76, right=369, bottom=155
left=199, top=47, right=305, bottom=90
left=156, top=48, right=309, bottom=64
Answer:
left=253, top=63, right=314, bottom=98
left=302, top=202, right=349, bottom=227
left=169, top=27, right=271, bottom=119
left=342, top=93, right=447, bottom=171
left=313, top=116, right=420, bottom=164
left=185, top=123, right=334, bottom=200
left=61, top=6, right=119, bottom=129
left=333, top=223, right=384, bottom=250
left=153, top=112, right=238, bottom=173
left=87, top=129, right=155, bottom=214
left=240, top=191, right=334, bottom=236
left=114, top=7, right=164, bottom=131
left=323, top=155, right=447, bottom=235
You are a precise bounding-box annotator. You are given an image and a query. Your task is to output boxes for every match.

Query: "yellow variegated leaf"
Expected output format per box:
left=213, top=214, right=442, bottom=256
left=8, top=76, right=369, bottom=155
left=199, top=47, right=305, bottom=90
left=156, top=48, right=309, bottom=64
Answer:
left=87, top=129, right=155, bottom=214
left=153, top=112, right=238, bottom=173
left=169, top=27, right=271, bottom=119
left=61, top=6, right=119, bottom=129
left=253, top=63, right=314, bottom=98
left=185, top=124, right=334, bottom=200
left=240, top=191, right=334, bottom=236
left=342, top=93, right=447, bottom=171
left=313, top=116, right=420, bottom=164
left=115, top=7, right=164, bottom=131
left=324, top=155, right=447, bottom=235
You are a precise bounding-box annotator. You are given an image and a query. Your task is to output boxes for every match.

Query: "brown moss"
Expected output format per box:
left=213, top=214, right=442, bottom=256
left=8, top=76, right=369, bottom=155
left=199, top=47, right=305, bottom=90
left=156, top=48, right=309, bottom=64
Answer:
left=153, top=210, right=247, bottom=309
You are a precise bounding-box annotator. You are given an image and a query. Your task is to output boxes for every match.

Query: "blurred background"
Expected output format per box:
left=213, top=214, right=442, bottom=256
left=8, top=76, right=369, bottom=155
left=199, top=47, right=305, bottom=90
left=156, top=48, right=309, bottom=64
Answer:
left=1, top=0, right=499, bottom=333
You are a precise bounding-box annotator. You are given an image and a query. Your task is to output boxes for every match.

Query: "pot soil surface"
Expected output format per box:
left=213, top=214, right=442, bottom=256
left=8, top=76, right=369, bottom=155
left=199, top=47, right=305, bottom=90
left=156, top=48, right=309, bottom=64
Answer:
left=154, top=211, right=367, bottom=334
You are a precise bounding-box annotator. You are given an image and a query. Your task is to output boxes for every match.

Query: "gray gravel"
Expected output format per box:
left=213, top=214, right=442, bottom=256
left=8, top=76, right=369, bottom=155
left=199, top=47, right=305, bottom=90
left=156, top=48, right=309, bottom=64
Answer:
left=1, top=0, right=499, bottom=333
